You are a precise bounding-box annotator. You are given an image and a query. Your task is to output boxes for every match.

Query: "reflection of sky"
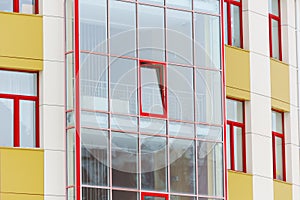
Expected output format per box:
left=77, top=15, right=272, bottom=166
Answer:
left=0, top=99, right=13, bottom=146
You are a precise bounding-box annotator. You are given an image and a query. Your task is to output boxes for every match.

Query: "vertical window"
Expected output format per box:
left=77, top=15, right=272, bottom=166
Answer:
left=224, top=0, right=243, bottom=48
left=0, top=0, right=38, bottom=14
left=0, top=70, right=39, bottom=148
left=139, top=60, right=167, bottom=118
left=226, top=98, right=246, bottom=172
left=272, top=110, right=286, bottom=181
left=269, top=0, right=282, bottom=60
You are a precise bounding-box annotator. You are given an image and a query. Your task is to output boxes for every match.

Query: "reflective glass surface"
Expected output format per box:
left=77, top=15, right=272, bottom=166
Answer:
left=20, top=0, right=35, bottom=14
left=0, top=0, right=13, bottom=12
left=20, top=100, right=36, bottom=148
left=0, top=98, right=13, bottom=146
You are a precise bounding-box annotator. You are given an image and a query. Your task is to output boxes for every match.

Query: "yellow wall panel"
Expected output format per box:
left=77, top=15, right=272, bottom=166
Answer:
left=228, top=170, right=253, bottom=200
left=0, top=148, right=44, bottom=196
left=270, top=59, right=290, bottom=112
left=274, top=180, right=292, bottom=200
left=0, top=193, right=43, bottom=200
left=0, top=12, right=43, bottom=71
left=0, top=56, right=42, bottom=71
left=225, top=45, right=251, bottom=100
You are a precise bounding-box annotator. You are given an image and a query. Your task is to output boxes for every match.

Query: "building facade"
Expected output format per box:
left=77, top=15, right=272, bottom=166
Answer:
left=0, top=0, right=299, bottom=200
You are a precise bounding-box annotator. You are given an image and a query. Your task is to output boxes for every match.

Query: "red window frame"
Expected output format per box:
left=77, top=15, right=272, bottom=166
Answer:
left=226, top=98, right=246, bottom=172
left=224, top=0, right=243, bottom=48
left=272, top=110, right=286, bottom=181
left=141, top=192, right=168, bottom=200
left=269, top=0, right=282, bottom=61
left=12, top=0, right=39, bottom=14
left=139, top=60, right=167, bottom=118
left=0, top=70, right=39, bottom=148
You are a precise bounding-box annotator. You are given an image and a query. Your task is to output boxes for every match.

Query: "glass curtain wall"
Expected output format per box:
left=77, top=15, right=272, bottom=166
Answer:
left=66, top=0, right=224, bottom=199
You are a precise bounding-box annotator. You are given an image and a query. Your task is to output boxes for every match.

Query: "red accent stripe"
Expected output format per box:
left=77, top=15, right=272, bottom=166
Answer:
left=35, top=0, right=39, bottom=14
left=14, top=98, right=20, bottom=147
left=14, top=0, right=19, bottom=12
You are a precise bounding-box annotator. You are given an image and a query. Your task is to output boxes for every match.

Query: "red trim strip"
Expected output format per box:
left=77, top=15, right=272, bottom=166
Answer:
left=14, top=0, right=19, bottom=12
left=141, top=192, right=168, bottom=199
left=14, top=98, right=20, bottom=147
left=35, top=0, right=39, bottom=14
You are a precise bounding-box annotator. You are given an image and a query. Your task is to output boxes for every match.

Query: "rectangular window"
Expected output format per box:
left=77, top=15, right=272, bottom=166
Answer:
left=226, top=98, right=246, bottom=172
left=139, top=60, right=167, bottom=118
left=272, top=110, right=286, bottom=181
left=0, top=0, right=38, bottom=14
left=269, top=0, right=282, bottom=60
left=0, top=70, right=39, bottom=148
left=224, top=0, right=243, bottom=48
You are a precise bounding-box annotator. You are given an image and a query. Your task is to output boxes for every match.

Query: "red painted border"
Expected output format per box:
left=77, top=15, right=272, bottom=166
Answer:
left=269, top=0, right=282, bottom=61
left=35, top=0, right=39, bottom=14
left=141, top=192, right=168, bottom=199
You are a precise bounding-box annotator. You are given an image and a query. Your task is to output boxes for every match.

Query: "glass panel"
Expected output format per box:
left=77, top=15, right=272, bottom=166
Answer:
left=112, top=132, right=138, bottom=188
left=166, top=0, right=191, bottom=10
left=67, top=111, right=75, bottom=127
left=81, top=129, right=109, bottom=186
left=169, top=122, right=194, bottom=138
left=231, top=5, right=241, bottom=47
left=196, top=69, right=222, bottom=125
left=226, top=124, right=231, bottom=169
left=110, top=0, right=136, bottom=57
left=0, top=70, right=37, bottom=96
left=81, top=111, right=108, bottom=129
left=139, top=0, right=164, bottom=5
left=197, top=125, right=222, bottom=141
left=168, top=65, right=194, bottom=121
left=82, top=188, right=109, bottom=200
left=67, top=129, right=75, bottom=186
left=171, top=196, right=196, bottom=200
left=67, top=187, right=75, bottom=200
left=80, top=0, right=107, bottom=53
left=0, top=98, right=13, bottom=147
left=233, top=126, right=243, bottom=171
left=141, top=63, right=165, bottom=115
left=111, top=114, right=138, bottom=132
left=275, top=136, right=284, bottom=180
left=194, top=0, right=219, bottom=14
left=20, top=100, right=36, bottom=148
left=80, top=54, right=108, bottom=111
left=224, top=2, right=228, bottom=45
left=167, top=10, right=192, bottom=65
left=272, top=111, right=283, bottom=133
left=0, top=0, right=13, bottom=12
left=195, top=14, right=221, bottom=69
left=271, top=19, right=280, bottom=60
left=19, top=0, right=35, bottom=14
left=140, top=117, right=166, bottom=135
left=66, top=54, right=75, bottom=110
left=112, top=190, right=138, bottom=200
left=141, top=136, right=167, bottom=191
left=66, top=0, right=74, bottom=51
left=139, top=5, right=165, bottom=61
left=198, top=141, right=223, bottom=197
left=170, top=138, right=195, bottom=194
left=110, top=58, right=137, bottom=114
left=269, top=0, right=279, bottom=16
left=226, top=99, right=243, bottom=123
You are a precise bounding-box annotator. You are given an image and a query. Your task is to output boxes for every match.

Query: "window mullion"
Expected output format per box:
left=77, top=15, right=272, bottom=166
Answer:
left=14, top=98, right=20, bottom=147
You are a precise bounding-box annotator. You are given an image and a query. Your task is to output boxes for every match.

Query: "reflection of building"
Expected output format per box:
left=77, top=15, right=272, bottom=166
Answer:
left=0, top=0, right=299, bottom=200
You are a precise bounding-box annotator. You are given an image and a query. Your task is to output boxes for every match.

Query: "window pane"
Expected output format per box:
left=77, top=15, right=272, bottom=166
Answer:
left=224, top=2, right=228, bottom=45
left=196, top=69, right=222, bottom=124
left=168, top=65, right=194, bottom=121
left=82, top=188, right=109, bottom=200
left=0, top=70, right=37, bottom=96
left=68, top=187, right=75, bottom=200
left=272, top=111, right=283, bottom=133
left=195, top=14, right=221, bottom=69
left=139, top=5, right=165, bottom=61
left=197, top=125, right=222, bottom=141
left=170, top=139, right=195, bottom=194
left=19, top=0, right=35, bottom=14
left=231, top=5, right=241, bottom=47
left=169, top=122, right=194, bottom=138
left=226, top=99, right=243, bottom=123
left=81, top=129, right=109, bottom=186
left=81, top=111, right=108, bottom=129
left=139, top=0, right=164, bottom=5
left=140, top=117, right=166, bottom=135
left=110, top=58, right=137, bottom=114
left=275, top=136, right=284, bottom=180
left=0, top=0, right=13, bottom=12
left=233, top=126, right=243, bottom=171
left=194, top=0, right=219, bottom=14
left=66, top=54, right=75, bottom=110
left=112, top=132, right=138, bottom=188
left=141, top=63, right=165, bottom=115
left=80, top=54, right=108, bottom=111
left=110, top=0, right=136, bottom=57
left=67, top=129, right=75, bottom=186
left=171, top=196, right=196, bottom=200
left=269, top=0, right=279, bottom=16
left=271, top=19, right=280, bottom=60
left=166, top=0, right=191, bottom=10
left=80, top=0, right=107, bottom=53
left=111, top=114, right=138, bottom=132
left=198, top=141, right=223, bottom=197
left=226, top=124, right=231, bottom=169
left=112, top=190, right=138, bottom=200
left=0, top=98, right=14, bottom=147
left=141, top=136, right=167, bottom=191
left=167, top=10, right=192, bottom=65
left=20, top=100, right=36, bottom=148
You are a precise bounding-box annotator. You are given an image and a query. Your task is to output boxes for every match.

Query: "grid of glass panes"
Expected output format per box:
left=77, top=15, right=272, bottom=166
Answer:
left=66, top=0, right=224, bottom=199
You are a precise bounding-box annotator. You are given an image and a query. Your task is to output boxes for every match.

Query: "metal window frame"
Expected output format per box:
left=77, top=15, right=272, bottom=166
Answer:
left=13, top=0, right=39, bottom=14
left=269, top=0, right=282, bottom=61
